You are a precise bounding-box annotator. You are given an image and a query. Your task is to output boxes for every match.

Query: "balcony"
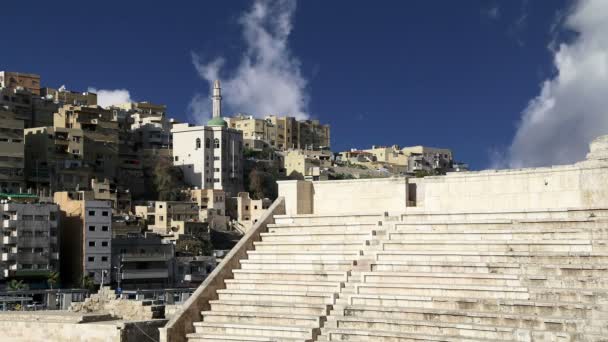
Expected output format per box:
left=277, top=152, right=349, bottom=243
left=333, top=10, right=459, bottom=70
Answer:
left=51, top=252, right=59, bottom=260
left=2, top=236, right=17, bottom=244
left=121, top=253, right=172, bottom=262
left=3, top=220, right=17, bottom=228
left=11, top=269, right=52, bottom=278
left=2, top=253, right=16, bottom=261
left=121, top=269, right=169, bottom=280
left=184, top=274, right=206, bottom=282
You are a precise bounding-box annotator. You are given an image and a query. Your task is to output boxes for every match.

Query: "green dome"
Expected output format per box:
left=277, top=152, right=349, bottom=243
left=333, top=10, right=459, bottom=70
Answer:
left=207, top=117, right=227, bottom=127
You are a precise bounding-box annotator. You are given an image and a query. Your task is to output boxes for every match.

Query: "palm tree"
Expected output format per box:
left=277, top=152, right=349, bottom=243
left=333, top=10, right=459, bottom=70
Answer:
left=81, top=275, right=96, bottom=292
left=7, top=279, right=28, bottom=291
left=47, top=272, right=60, bottom=289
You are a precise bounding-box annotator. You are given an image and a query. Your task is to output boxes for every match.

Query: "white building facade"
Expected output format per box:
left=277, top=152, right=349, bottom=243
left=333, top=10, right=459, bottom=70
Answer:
left=171, top=80, right=244, bottom=196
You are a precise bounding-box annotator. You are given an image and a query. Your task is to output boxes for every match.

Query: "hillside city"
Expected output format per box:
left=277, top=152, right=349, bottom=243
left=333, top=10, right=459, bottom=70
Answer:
left=0, top=71, right=468, bottom=297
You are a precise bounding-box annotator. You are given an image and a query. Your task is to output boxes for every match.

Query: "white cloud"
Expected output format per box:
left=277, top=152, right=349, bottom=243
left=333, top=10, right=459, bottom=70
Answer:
left=482, top=5, right=501, bottom=20
left=189, top=0, right=309, bottom=123
left=506, top=0, right=608, bottom=168
left=87, top=87, right=132, bottom=108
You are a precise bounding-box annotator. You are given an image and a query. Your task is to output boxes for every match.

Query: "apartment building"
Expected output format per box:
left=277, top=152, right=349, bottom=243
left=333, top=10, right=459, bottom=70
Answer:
left=54, top=105, right=119, bottom=181
left=135, top=201, right=200, bottom=235
left=90, top=179, right=131, bottom=213
left=0, top=111, right=25, bottom=193
left=0, top=201, right=59, bottom=286
left=54, top=192, right=112, bottom=286
left=402, top=145, right=453, bottom=173
left=0, top=71, right=41, bottom=95
left=226, top=114, right=331, bottom=151
left=226, top=192, right=271, bottom=232
left=111, top=232, right=174, bottom=290
left=24, top=126, right=89, bottom=194
left=41, top=87, right=97, bottom=106
left=283, top=149, right=332, bottom=181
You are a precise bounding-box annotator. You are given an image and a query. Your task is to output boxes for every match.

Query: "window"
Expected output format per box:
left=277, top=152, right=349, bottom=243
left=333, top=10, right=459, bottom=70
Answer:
left=205, top=138, right=210, bottom=148
left=254, top=205, right=258, bottom=210
left=88, top=257, right=95, bottom=262
left=214, top=138, right=220, bottom=148
left=102, top=211, right=109, bottom=217
left=102, top=226, right=109, bottom=232
left=22, top=215, right=33, bottom=221
left=89, top=241, right=95, bottom=247
left=174, top=156, right=179, bottom=162
left=102, top=241, right=108, bottom=247
left=88, top=210, right=95, bottom=216
left=88, top=226, right=95, bottom=231
left=159, top=215, right=164, bottom=221
left=245, top=206, right=249, bottom=210
left=195, top=138, right=201, bottom=149
left=101, top=256, right=108, bottom=262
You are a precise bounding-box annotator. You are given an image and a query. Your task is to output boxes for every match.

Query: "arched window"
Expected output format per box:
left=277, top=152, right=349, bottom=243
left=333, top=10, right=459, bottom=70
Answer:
left=205, top=138, right=210, bottom=148
left=195, top=138, right=201, bottom=149
left=214, top=138, right=220, bottom=148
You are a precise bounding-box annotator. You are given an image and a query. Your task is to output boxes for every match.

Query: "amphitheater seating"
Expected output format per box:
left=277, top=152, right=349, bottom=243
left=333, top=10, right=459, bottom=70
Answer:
left=187, top=212, right=608, bottom=342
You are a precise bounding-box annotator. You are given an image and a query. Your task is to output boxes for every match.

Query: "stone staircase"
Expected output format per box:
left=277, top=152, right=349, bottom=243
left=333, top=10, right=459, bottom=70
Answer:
left=319, top=218, right=608, bottom=341
left=186, top=214, right=383, bottom=342
left=183, top=212, right=608, bottom=342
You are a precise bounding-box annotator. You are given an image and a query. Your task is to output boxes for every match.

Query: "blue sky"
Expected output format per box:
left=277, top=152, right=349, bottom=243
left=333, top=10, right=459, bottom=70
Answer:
left=3, top=0, right=601, bottom=169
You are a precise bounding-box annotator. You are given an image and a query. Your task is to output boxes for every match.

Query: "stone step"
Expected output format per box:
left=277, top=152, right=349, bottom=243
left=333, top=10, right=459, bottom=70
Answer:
left=192, top=322, right=314, bottom=339
left=209, top=300, right=330, bottom=316
left=343, top=294, right=596, bottom=317
left=369, top=260, right=521, bottom=274
left=224, top=279, right=343, bottom=293
left=187, top=333, right=310, bottom=342
left=273, top=214, right=382, bottom=225
left=352, top=283, right=530, bottom=300
left=325, top=315, right=520, bottom=340
left=217, top=289, right=336, bottom=305
left=246, top=250, right=362, bottom=261
left=381, top=240, right=594, bottom=253
left=201, top=310, right=321, bottom=327
left=334, top=305, right=584, bottom=332
left=267, top=223, right=377, bottom=234
left=371, top=250, right=608, bottom=264
left=357, top=272, right=521, bottom=286
left=320, top=328, right=493, bottom=341
left=260, top=231, right=374, bottom=242
left=232, top=269, right=349, bottom=282
left=387, top=229, right=595, bottom=241
left=253, top=241, right=365, bottom=251
left=239, top=259, right=354, bottom=271
left=393, top=221, right=606, bottom=231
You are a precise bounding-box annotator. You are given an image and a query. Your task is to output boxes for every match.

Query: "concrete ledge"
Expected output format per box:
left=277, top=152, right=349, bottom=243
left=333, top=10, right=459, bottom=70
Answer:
left=160, top=197, right=285, bottom=342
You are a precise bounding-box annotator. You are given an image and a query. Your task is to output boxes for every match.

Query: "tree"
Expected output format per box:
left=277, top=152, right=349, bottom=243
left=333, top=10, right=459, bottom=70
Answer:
left=7, top=279, right=28, bottom=291
left=153, top=157, right=187, bottom=201
left=81, top=275, right=96, bottom=292
left=248, top=168, right=277, bottom=200
left=47, top=272, right=60, bottom=289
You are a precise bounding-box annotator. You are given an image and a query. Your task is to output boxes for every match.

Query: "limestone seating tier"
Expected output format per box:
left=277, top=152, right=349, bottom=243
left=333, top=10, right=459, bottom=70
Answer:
left=317, top=217, right=608, bottom=341
left=184, top=213, right=608, bottom=342
left=186, top=215, right=378, bottom=342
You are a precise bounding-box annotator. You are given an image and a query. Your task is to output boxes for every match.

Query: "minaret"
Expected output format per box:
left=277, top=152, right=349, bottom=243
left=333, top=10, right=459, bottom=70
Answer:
left=212, top=80, right=222, bottom=118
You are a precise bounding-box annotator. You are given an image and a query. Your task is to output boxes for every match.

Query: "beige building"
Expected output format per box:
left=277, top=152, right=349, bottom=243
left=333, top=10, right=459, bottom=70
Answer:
left=41, top=87, right=97, bottom=106
left=226, top=192, right=271, bottom=232
left=54, top=192, right=112, bottom=286
left=0, top=201, right=59, bottom=284
left=54, top=105, right=120, bottom=182
left=136, top=201, right=200, bottom=235
left=0, top=87, right=57, bottom=128
left=283, top=149, right=331, bottom=181
left=0, top=110, right=25, bottom=193
left=226, top=114, right=331, bottom=151
left=24, top=126, right=89, bottom=194
left=90, top=179, right=131, bottom=213
left=0, top=71, right=41, bottom=95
